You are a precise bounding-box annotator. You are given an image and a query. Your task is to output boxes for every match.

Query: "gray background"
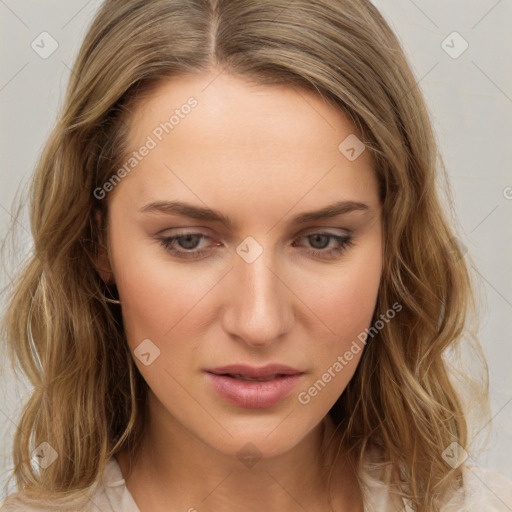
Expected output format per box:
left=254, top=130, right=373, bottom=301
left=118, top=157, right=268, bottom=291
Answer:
left=1, top=0, right=511, bottom=501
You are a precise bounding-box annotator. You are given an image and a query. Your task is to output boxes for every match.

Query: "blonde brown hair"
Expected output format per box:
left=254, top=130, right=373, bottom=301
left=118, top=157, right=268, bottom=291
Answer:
left=1, top=0, right=489, bottom=510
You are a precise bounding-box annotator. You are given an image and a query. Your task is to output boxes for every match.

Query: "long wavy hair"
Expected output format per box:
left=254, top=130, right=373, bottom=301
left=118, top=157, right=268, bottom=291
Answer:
left=1, top=0, right=489, bottom=510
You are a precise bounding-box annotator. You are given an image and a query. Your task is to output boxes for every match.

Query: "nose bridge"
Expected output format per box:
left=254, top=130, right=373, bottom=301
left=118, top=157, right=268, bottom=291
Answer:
left=224, top=236, right=292, bottom=346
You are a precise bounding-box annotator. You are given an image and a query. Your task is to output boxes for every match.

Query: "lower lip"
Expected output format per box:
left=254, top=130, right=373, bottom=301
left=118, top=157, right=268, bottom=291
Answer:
left=206, top=372, right=303, bottom=408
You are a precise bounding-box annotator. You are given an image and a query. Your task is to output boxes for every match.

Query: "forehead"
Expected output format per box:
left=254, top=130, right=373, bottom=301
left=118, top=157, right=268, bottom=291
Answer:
left=114, top=71, right=379, bottom=215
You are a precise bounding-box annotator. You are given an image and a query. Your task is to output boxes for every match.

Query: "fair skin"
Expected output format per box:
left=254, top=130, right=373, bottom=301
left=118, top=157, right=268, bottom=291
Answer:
left=99, top=68, right=383, bottom=511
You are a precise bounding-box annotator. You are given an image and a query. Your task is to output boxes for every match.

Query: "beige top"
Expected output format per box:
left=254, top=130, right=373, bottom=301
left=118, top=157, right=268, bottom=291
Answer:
left=88, top=458, right=512, bottom=511
left=3, top=457, right=512, bottom=511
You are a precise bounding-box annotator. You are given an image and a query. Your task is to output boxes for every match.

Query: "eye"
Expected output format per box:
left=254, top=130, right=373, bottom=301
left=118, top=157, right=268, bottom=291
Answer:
left=158, top=232, right=217, bottom=260
left=292, top=231, right=354, bottom=260
left=157, top=230, right=354, bottom=261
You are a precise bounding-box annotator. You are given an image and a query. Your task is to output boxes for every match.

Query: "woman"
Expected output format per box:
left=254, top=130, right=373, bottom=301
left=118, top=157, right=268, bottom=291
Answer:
left=2, top=0, right=511, bottom=511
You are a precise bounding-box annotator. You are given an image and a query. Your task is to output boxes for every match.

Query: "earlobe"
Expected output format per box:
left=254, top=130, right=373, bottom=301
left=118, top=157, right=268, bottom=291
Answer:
left=94, top=211, right=115, bottom=284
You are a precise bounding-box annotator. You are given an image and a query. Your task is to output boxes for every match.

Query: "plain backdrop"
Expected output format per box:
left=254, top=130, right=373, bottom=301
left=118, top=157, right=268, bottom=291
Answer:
left=1, top=0, right=511, bottom=501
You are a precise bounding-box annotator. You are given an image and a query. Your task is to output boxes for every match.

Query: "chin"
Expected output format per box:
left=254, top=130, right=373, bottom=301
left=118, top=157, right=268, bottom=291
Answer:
left=192, top=412, right=323, bottom=462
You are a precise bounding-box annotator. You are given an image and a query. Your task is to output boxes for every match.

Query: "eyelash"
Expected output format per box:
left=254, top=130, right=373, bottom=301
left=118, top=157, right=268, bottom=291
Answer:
left=157, top=231, right=354, bottom=260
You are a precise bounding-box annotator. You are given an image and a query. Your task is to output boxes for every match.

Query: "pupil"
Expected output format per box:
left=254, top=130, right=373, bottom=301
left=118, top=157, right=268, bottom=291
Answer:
left=309, top=234, right=329, bottom=249
left=179, top=235, right=201, bottom=250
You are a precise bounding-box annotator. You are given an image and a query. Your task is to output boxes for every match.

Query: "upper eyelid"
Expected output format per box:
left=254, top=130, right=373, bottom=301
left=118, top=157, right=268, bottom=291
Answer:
left=157, top=227, right=351, bottom=238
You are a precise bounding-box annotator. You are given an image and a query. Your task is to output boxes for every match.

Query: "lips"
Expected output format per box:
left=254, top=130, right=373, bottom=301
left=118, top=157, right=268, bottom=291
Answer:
left=205, top=364, right=304, bottom=408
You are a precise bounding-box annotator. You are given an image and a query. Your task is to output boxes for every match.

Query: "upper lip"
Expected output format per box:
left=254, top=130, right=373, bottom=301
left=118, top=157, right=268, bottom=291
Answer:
left=206, top=364, right=304, bottom=379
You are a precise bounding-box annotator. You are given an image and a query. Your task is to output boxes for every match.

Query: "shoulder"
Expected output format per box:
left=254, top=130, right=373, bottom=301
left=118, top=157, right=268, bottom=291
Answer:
left=86, top=457, right=140, bottom=512
left=359, top=448, right=512, bottom=512
left=1, top=458, right=140, bottom=512
left=447, top=464, right=512, bottom=511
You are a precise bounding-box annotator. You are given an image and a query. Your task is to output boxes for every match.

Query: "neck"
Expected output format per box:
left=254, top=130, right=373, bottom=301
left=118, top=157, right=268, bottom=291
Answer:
left=117, top=400, right=362, bottom=512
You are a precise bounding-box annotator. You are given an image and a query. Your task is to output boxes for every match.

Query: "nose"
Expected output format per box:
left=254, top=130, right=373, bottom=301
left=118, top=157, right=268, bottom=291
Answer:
left=221, top=245, right=294, bottom=348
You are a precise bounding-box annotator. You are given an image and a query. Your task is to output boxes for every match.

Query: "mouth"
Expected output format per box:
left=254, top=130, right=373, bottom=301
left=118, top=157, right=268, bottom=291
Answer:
left=205, top=364, right=305, bottom=408
left=206, top=363, right=304, bottom=380
left=212, top=373, right=293, bottom=382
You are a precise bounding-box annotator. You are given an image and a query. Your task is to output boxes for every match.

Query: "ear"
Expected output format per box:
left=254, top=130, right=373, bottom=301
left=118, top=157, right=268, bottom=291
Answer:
left=94, top=211, right=116, bottom=284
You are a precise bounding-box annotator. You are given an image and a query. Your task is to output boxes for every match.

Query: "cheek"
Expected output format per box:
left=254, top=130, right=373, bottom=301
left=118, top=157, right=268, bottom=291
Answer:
left=294, top=275, right=379, bottom=412
left=293, top=243, right=382, bottom=398
left=297, top=251, right=382, bottom=347
left=109, top=227, right=218, bottom=346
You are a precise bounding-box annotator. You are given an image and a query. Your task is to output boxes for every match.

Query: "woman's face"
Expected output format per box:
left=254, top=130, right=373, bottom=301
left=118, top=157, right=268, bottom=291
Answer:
left=103, top=70, right=383, bottom=459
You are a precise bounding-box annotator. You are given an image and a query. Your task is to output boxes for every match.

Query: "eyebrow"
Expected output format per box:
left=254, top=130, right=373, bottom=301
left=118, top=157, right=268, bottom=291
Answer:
left=139, top=199, right=370, bottom=229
